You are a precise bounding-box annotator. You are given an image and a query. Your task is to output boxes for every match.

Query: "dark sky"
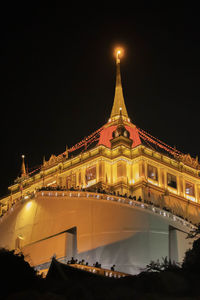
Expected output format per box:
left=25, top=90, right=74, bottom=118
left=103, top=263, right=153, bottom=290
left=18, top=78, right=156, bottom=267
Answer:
left=0, top=5, right=200, bottom=196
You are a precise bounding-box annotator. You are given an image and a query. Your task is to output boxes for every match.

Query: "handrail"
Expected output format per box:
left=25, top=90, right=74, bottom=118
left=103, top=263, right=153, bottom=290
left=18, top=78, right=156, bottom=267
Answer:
left=0, top=189, right=196, bottom=231
left=37, top=190, right=196, bottom=231
left=35, top=259, right=128, bottom=278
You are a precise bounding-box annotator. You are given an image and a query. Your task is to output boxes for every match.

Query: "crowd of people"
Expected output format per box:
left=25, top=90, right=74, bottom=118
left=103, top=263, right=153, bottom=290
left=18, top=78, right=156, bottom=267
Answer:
left=67, top=257, right=116, bottom=272
left=38, top=185, right=196, bottom=226
left=0, top=184, right=196, bottom=228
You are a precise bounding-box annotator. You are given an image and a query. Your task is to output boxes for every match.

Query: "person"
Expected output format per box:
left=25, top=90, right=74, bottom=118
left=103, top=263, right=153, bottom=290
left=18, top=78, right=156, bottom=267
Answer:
left=94, top=261, right=101, bottom=268
left=94, top=262, right=99, bottom=267
left=70, top=257, right=76, bottom=264
left=111, top=264, right=115, bottom=271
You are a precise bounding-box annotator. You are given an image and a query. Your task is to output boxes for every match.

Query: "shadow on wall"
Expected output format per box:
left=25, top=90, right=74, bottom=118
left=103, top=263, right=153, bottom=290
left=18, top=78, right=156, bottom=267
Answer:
left=23, top=222, right=190, bottom=275
left=25, top=228, right=169, bottom=275
left=75, top=231, right=168, bottom=275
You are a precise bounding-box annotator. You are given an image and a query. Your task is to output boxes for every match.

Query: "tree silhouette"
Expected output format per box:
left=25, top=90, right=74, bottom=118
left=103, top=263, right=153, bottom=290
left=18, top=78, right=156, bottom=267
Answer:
left=182, top=238, right=200, bottom=273
left=146, top=257, right=180, bottom=272
left=0, top=248, right=42, bottom=297
left=186, top=223, right=200, bottom=239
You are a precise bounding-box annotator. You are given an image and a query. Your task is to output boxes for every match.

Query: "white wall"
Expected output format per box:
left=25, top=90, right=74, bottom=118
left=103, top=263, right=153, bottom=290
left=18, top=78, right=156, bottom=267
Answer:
left=0, top=194, right=191, bottom=274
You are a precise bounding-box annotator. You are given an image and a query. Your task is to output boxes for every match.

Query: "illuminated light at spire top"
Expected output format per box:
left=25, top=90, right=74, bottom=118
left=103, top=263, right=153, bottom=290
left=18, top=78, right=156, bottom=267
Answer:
left=110, top=47, right=128, bottom=120
left=114, top=47, right=124, bottom=63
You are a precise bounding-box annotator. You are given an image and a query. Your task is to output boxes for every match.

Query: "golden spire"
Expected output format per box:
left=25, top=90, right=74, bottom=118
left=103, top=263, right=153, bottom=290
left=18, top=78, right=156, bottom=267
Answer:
left=110, top=48, right=129, bottom=121
left=21, top=155, right=26, bottom=177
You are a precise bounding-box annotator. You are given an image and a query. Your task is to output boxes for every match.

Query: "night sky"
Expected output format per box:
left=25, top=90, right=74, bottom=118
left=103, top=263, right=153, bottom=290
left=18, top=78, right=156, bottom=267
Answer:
left=0, top=5, right=200, bottom=196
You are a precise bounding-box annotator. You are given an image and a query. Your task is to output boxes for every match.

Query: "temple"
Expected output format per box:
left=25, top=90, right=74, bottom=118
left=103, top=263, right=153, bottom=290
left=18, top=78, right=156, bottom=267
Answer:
left=0, top=49, right=200, bottom=275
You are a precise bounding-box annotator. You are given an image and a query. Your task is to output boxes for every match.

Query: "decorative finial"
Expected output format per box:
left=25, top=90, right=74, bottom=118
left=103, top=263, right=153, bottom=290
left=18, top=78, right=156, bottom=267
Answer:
left=115, top=47, right=124, bottom=64
left=65, top=145, right=69, bottom=159
left=116, top=50, right=121, bottom=64
left=21, top=155, right=26, bottom=177
left=110, top=47, right=129, bottom=121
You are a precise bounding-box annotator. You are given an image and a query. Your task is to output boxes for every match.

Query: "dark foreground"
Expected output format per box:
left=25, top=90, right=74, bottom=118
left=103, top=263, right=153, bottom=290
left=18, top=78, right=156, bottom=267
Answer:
left=1, top=237, right=200, bottom=300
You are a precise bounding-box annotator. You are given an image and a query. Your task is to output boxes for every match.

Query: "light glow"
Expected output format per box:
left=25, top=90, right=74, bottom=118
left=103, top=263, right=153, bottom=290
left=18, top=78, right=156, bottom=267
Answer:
left=167, top=187, right=178, bottom=195
left=47, top=181, right=56, bottom=186
left=86, top=179, right=96, bottom=187
left=114, top=47, right=124, bottom=60
left=25, top=201, right=32, bottom=210
left=148, top=178, right=158, bottom=186
left=186, top=195, right=196, bottom=202
left=129, top=179, right=135, bottom=184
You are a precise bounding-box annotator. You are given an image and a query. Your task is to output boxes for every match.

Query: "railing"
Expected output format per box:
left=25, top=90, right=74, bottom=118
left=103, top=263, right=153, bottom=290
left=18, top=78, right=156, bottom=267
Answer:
left=37, top=190, right=196, bottom=231
left=0, top=189, right=196, bottom=232
left=35, top=258, right=128, bottom=278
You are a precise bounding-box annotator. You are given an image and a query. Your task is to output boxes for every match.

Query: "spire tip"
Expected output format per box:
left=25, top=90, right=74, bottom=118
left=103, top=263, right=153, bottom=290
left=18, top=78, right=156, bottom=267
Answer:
left=114, top=47, right=124, bottom=63
left=21, top=154, right=26, bottom=177
left=110, top=47, right=128, bottom=122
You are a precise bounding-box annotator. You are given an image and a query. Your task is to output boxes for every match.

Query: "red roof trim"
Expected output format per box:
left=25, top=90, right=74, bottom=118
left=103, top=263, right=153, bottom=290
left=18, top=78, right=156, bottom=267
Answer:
left=98, top=125, right=142, bottom=148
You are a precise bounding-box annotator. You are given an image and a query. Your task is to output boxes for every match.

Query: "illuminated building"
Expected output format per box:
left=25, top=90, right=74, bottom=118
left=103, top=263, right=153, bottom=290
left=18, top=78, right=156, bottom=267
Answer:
left=0, top=49, right=200, bottom=274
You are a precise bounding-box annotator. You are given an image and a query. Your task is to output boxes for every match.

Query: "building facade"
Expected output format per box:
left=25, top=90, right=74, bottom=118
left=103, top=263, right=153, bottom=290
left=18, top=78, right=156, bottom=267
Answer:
left=0, top=51, right=199, bottom=274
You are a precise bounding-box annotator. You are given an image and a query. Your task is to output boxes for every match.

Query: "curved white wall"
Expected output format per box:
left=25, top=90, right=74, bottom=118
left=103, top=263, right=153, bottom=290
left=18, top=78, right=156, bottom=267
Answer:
left=0, top=192, right=192, bottom=274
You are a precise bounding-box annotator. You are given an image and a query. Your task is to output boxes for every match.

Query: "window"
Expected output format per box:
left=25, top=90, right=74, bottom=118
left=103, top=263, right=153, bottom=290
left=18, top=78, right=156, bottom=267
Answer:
left=85, top=166, right=96, bottom=183
left=167, top=173, right=177, bottom=189
left=147, top=165, right=158, bottom=181
left=66, top=174, right=76, bottom=188
left=117, top=162, right=126, bottom=178
left=71, top=174, right=76, bottom=187
left=117, top=162, right=122, bottom=178
left=66, top=176, right=71, bottom=189
left=185, top=182, right=195, bottom=197
left=79, top=172, right=82, bottom=186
